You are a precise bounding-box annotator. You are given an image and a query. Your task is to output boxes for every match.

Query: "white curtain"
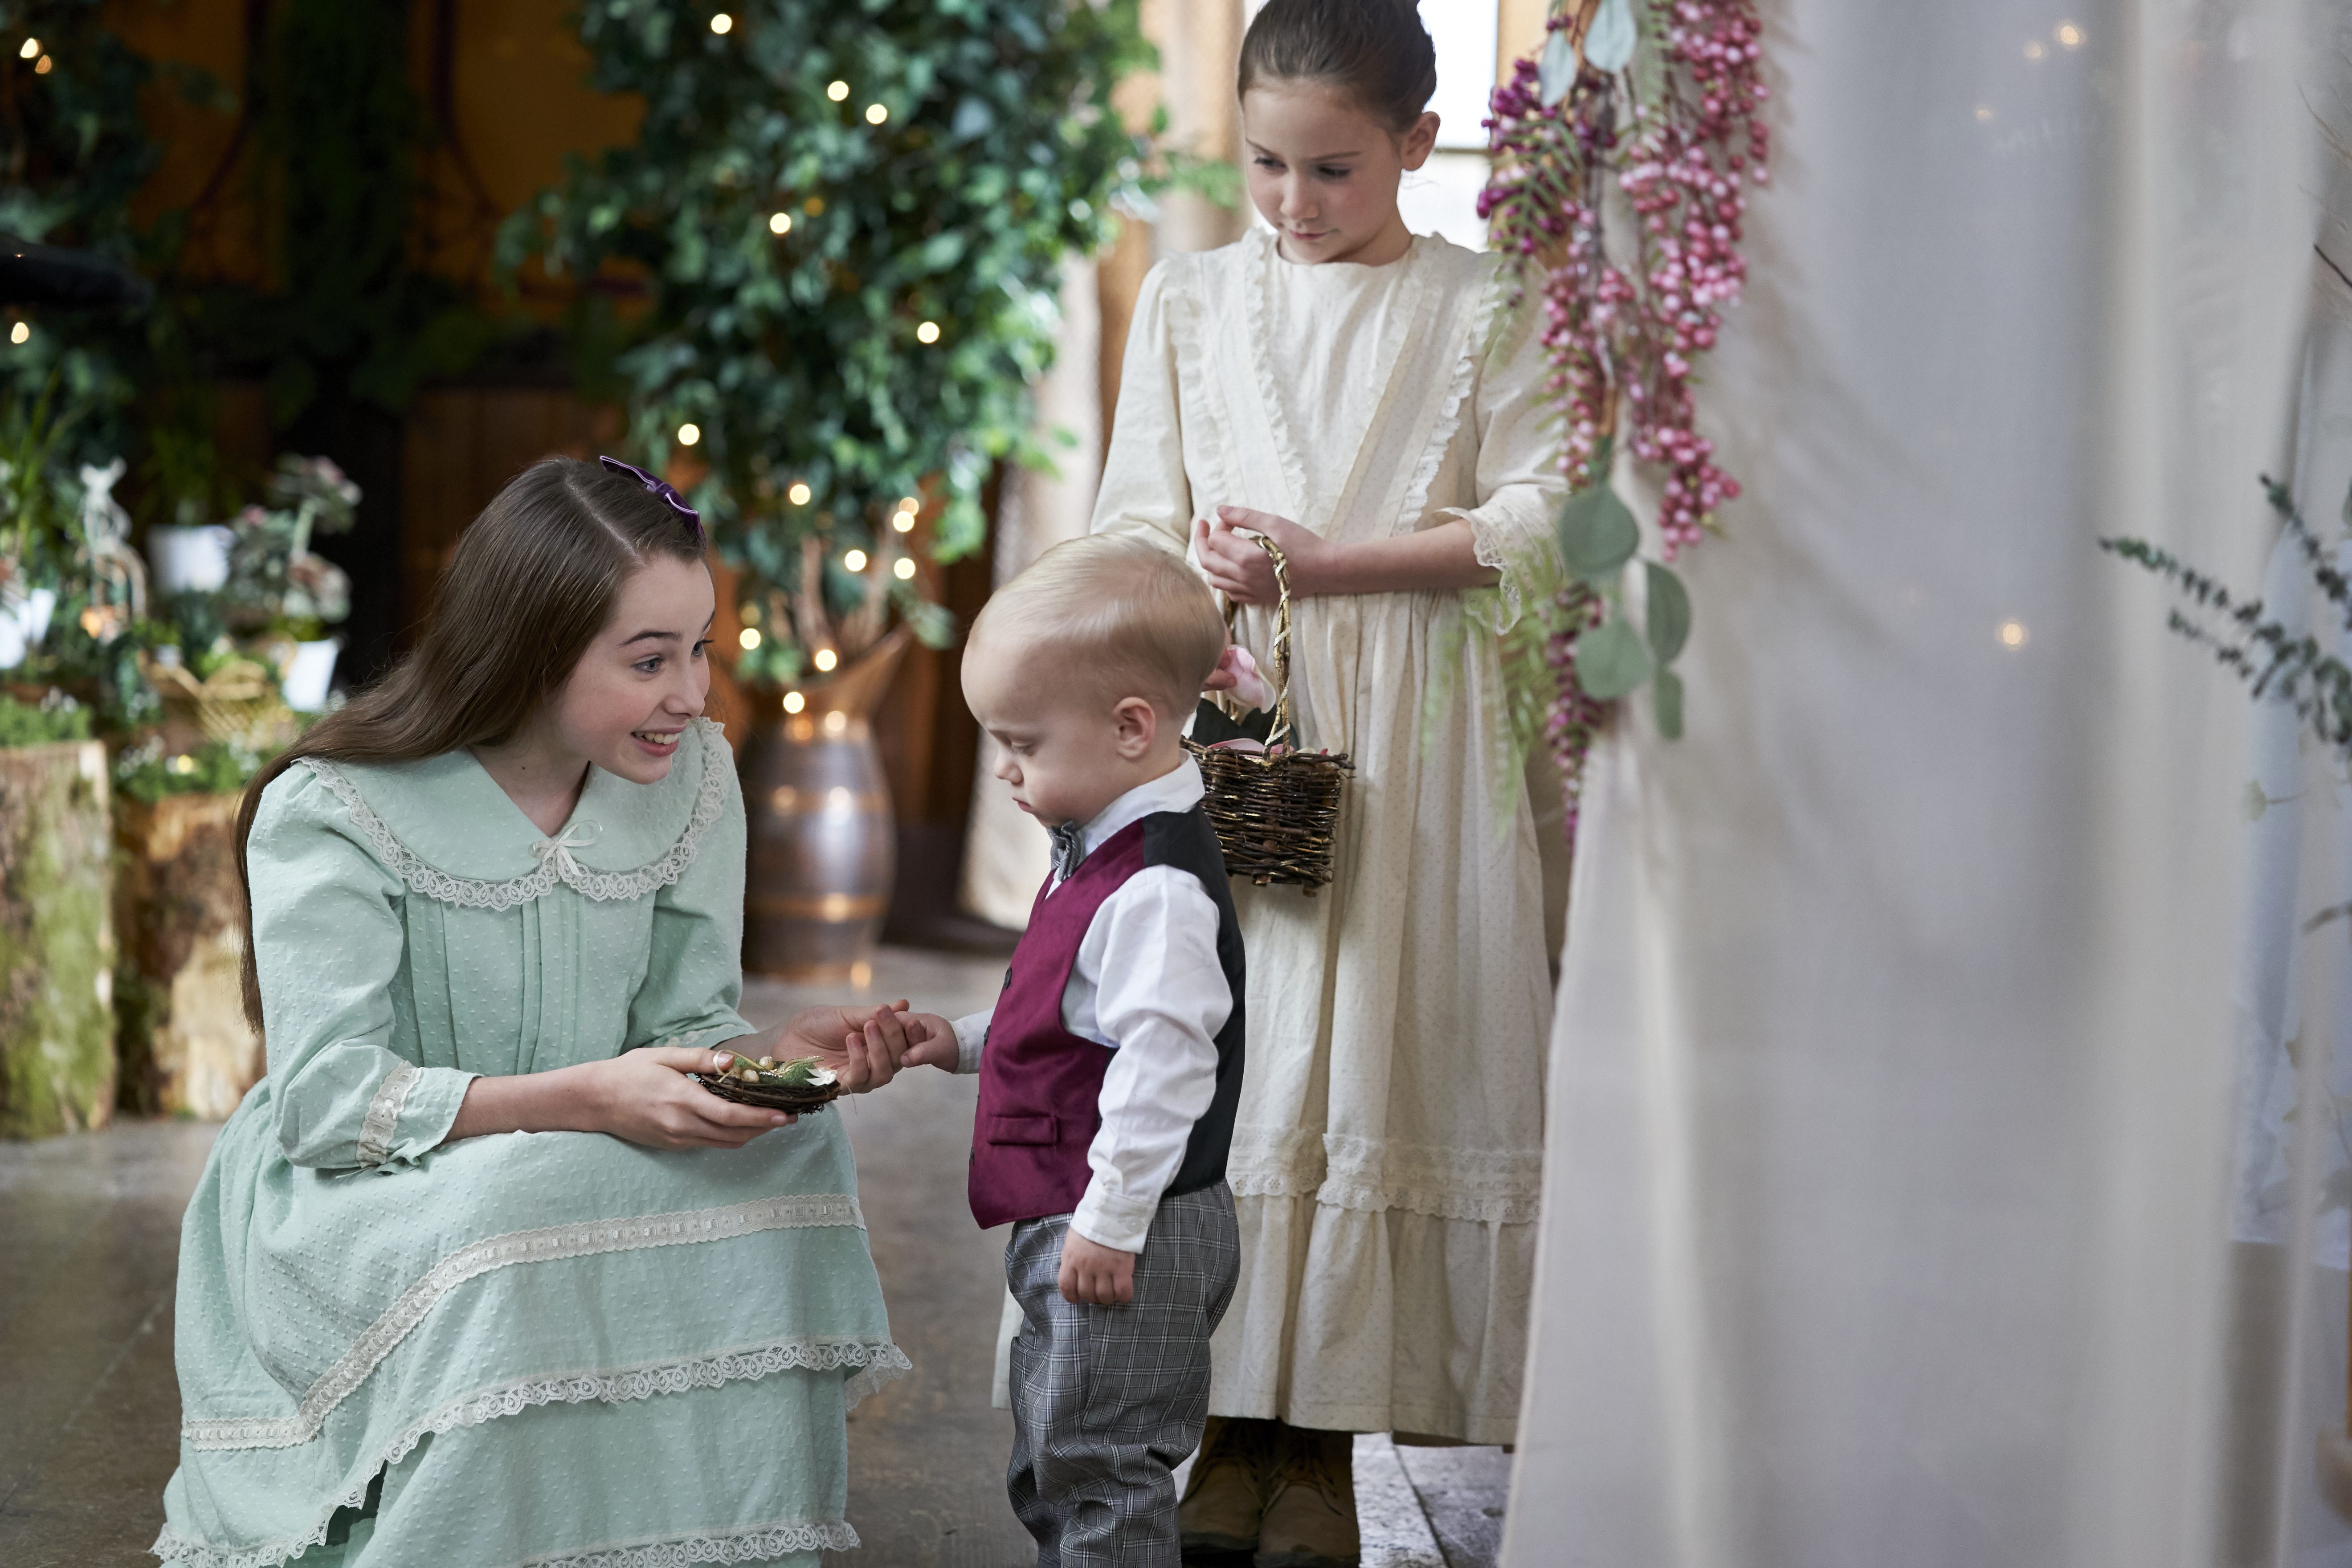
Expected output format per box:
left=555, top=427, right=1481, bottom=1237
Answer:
left=1502, top=2, right=2341, bottom=1564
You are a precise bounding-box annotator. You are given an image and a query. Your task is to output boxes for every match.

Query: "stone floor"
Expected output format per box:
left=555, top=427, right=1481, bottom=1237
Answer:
left=0, top=947, right=1509, bottom=1567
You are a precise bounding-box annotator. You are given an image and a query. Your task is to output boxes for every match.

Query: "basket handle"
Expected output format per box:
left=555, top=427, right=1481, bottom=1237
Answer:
left=1224, top=530, right=1294, bottom=751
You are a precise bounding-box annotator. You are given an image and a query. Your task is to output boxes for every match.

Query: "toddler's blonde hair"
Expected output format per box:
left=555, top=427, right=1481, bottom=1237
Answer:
left=968, top=533, right=1227, bottom=718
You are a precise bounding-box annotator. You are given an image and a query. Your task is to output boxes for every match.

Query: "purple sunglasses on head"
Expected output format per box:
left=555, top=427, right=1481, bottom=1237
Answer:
left=598, top=455, right=703, bottom=539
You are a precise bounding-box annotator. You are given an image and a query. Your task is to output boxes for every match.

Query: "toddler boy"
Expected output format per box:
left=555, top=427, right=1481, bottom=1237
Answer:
left=902, top=533, right=1244, bottom=1567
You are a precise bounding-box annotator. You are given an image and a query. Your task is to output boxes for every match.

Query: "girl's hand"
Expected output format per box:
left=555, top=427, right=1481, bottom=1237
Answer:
left=780, top=1000, right=914, bottom=1093
left=1196, top=508, right=1335, bottom=603
left=584, top=1046, right=797, bottom=1150
left=897, top=1013, right=963, bottom=1072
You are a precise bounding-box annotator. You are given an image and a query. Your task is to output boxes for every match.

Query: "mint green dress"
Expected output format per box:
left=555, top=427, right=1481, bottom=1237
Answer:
left=155, top=718, right=906, bottom=1568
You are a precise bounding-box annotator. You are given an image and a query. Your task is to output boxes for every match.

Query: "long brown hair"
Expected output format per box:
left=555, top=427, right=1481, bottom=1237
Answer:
left=1237, top=0, right=1437, bottom=134
left=235, top=456, right=707, bottom=1031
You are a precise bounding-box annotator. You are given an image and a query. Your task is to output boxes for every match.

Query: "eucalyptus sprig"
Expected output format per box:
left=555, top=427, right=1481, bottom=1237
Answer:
left=2102, top=477, right=2352, bottom=763
left=1554, top=442, right=1692, bottom=739
left=2104, top=477, right=2352, bottom=932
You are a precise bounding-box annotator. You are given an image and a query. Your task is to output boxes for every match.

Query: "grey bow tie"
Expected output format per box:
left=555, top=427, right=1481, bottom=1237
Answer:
left=1049, top=822, right=1087, bottom=883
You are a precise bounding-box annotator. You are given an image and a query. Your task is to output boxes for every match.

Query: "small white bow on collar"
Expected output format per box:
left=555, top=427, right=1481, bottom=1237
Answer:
left=532, top=819, right=603, bottom=882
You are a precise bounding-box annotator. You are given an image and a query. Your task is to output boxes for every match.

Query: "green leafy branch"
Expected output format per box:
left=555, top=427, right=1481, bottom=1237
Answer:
left=1553, top=441, right=1692, bottom=738
left=2104, top=476, right=2352, bottom=934
left=2101, top=477, right=2352, bottom=762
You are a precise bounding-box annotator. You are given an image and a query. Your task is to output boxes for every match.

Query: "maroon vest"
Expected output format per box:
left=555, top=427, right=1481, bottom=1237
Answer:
left=968, top=809, right=1245, bottom=1230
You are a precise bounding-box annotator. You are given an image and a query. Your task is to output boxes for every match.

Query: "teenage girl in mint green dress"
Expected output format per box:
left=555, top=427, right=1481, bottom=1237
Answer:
left=157, top=457, right=914, bottom=1568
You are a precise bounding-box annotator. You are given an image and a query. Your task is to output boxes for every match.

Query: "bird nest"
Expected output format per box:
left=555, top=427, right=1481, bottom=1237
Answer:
left=690, top=1053, right=843, bottom=1114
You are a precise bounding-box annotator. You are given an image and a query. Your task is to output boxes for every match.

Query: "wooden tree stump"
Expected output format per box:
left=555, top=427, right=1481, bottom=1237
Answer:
left=114, top=792, right=263, bottom=1120
left=0, top=741, right=118, bottom=1137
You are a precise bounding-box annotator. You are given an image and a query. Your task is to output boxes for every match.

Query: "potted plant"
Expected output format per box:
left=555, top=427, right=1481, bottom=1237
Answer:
left=506, top=0, right=1151, bottom=978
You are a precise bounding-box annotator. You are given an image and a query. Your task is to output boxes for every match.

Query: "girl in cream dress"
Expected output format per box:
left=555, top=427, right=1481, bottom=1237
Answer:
left=1090, top=2, right=1566, bottom=1561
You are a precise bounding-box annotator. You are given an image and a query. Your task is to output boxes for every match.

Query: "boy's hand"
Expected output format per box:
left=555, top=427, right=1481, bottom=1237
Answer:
left=897, top=1013, right=962, bottom=1072
left=1058, top=1231, right=1137, bottom=1306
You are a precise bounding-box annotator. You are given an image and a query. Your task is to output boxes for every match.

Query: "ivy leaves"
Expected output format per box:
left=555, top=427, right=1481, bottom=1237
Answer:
left=1555, top=449, right=1693, bottom=738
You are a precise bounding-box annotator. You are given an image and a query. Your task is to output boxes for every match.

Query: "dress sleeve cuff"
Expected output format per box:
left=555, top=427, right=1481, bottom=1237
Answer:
left=952, top=1009, right=992, bottom=1075
left=366, top=1064, right=477, bottom=1169
left=1442, top=498, right=1561, bottom=635
left=1070, top=1180, right=1157, bottom=1254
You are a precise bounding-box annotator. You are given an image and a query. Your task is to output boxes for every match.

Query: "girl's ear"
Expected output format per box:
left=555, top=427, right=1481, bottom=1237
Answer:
left=1400, top=110, right=1440, bottom=172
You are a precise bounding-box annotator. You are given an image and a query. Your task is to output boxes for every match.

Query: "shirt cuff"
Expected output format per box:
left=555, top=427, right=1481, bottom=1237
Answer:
left=368, top=1064, right=478, bottom=1168
left=951, top=1010, right=992, bottom=1075
left=1070, top=1178, right=1159, bottom=1254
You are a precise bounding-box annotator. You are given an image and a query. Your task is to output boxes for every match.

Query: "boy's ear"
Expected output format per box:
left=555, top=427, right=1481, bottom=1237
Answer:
left=1112, top=695, right=1160, bottom=757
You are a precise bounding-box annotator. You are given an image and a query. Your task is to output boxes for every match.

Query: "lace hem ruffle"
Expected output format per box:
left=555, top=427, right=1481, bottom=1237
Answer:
left=1227, top=1172, right=1539, bottom=1225
left=531, top=1518, right=862, bottom=1566
left=153, top=1339, right=908, bottom=1568
left=183, top=1193, right=869, bottom=1451
left=301, top=717, right=730, bottom=911
left=1224, top=1127, right=1542, bottom=1225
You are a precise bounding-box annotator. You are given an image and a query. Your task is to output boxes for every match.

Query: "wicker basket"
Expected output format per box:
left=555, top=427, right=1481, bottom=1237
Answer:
left=141, top=652, right=298, bottom=752
left=1187, top=534, right=1353, bottom=896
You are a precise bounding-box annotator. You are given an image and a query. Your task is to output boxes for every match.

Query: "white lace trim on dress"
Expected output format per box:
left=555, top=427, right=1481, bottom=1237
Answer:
left=525, top=1517, right=864, bottom=1566
left=151, top=1335, right=905, bottom=1568
left=300, top=716, right=730, bottom=911
left=1224, top=1127, right=1543, bottom=1225
left=354, top=1062, right=419, bottom=1168
left=1412, top=258, right=1537, bottom=633
left=180, top=1192, right=870, bottom=1452
left=1241, top=233, right=1316, bottom=526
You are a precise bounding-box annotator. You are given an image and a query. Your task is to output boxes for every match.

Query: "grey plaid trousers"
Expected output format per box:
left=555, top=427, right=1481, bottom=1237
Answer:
left=1003, top=1182, right=1241, bottom=1568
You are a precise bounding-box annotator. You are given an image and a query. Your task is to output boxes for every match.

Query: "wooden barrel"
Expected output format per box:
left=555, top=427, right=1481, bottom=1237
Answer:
left=739, top=632, right=909, bottom=983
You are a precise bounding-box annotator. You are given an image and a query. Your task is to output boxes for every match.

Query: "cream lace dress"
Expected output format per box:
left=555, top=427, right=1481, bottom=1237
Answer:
left=156, top=720, right=906, bottom=1568
left=1092, top=229, right=1564, bottom=1443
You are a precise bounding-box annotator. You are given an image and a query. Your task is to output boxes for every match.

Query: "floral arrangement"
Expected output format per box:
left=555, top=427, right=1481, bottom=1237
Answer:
left=1480, top=0, right=1767, bottom=835
left=220, top=456, right=359, bottom=641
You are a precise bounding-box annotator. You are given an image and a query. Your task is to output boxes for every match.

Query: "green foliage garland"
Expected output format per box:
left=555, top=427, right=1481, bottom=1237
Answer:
left=505, top=0, right=1149, bottom=685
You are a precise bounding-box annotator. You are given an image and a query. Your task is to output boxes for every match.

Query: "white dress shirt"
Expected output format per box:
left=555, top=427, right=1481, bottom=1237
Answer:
left=953, top=757, right=1231, bottom=1253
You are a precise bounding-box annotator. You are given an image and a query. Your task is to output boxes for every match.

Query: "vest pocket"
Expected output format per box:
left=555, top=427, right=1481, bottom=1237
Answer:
left=983, top=1113, right=1060, bottom=1146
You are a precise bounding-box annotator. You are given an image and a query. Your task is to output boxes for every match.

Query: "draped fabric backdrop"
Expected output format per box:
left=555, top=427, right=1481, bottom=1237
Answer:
left=1501, top=2, right=2344, bottom=1564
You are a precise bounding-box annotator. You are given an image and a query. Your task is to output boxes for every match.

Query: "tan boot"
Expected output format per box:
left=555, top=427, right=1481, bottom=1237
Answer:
left=1254, top=1424, right=1359, bottom=1568
left=1180, top=1416, right=1274, bottom=1556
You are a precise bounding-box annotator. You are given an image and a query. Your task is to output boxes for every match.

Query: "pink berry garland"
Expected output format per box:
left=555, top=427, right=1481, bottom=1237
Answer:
left=1481, top=0, right=1768, bottom=838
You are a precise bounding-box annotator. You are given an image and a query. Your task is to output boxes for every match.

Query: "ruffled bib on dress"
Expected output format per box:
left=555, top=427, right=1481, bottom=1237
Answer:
left=299, top=715, right=731, bottom=911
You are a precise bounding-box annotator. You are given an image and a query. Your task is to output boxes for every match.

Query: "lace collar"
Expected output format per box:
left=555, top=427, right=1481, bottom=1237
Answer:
left=301, top=716, right=731, bottom=911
